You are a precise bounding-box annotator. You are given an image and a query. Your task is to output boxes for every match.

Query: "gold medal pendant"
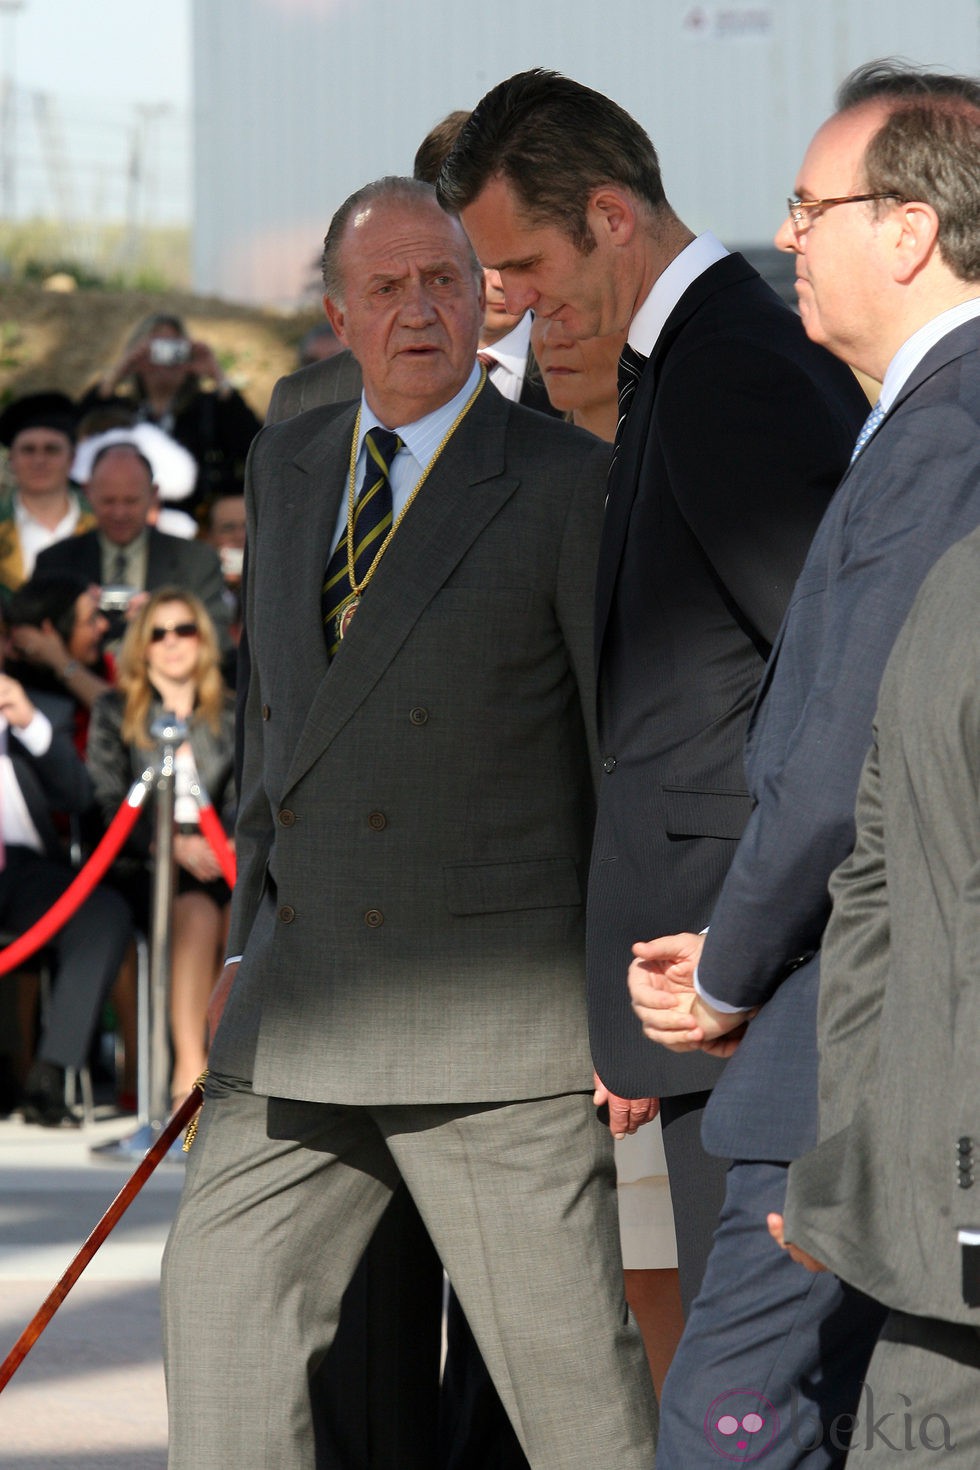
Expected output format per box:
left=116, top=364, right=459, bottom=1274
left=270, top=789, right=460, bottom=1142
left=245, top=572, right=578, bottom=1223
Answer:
left=336, top=593, right=361, bottom=642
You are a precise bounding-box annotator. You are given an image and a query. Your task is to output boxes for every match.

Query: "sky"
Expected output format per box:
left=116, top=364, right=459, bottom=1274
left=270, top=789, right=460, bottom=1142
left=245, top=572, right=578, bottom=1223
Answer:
left=0, top=0, right=191, bottom=222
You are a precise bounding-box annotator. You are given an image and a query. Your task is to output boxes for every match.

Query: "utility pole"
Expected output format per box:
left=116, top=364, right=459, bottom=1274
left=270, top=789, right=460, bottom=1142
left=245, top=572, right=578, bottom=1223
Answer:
left=0, top=0, right=25, bottom=222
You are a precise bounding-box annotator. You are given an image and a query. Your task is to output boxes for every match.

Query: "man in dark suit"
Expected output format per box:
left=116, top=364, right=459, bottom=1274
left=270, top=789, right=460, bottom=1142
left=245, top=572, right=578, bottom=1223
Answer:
left=629, top=62, right=980, bottom=1464
left=771, top=526, right=980, bottom=1465
left=0, top=625, right=132, bottom=1125
left=161, top=178, right=658, bottom=1469
left=439, top=69, right=868, bottom=1310
left=267, top=110, right=557, bottom=429
left=35, top=443, right=230, bottom=650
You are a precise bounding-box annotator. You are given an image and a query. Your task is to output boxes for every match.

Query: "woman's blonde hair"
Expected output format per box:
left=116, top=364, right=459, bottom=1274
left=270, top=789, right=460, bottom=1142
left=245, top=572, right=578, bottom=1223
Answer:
left=118, top=586, right=225, bottom=748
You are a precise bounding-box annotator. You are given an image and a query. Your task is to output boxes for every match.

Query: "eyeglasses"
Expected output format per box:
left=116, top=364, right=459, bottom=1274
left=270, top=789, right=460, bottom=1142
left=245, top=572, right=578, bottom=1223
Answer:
left=786, top=193, right=904, bottom=235
left=149, top=622, right=199, bottom=643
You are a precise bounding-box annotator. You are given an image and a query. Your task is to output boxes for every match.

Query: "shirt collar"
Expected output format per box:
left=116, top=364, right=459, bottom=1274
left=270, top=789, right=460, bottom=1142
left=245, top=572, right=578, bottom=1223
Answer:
left=14, top=490, right=79, bottom=534
left=478, top=311, right=532, bottom=379
left=628, top=232, right=730, bottom=359
left=357, top=361, right=483, bottom=471
left=878, top=297, right=980, bottom=412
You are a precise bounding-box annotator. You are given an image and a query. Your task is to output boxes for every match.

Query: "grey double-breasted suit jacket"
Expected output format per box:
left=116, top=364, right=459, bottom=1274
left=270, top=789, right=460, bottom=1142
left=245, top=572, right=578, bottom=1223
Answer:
left=211, top=380, right=611, bottom=1105
left=782, top=525, right=980, bottom=1327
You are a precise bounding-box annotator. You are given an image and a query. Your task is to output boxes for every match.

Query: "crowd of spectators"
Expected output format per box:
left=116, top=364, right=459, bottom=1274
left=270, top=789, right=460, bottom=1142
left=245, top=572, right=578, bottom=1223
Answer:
left=0, top=314, right=257, bottom=1124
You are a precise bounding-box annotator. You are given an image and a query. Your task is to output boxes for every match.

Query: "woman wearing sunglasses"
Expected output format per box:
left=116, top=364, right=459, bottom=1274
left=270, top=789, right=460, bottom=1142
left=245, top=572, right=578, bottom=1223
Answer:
left=87, top=586, right=236, bottom=1102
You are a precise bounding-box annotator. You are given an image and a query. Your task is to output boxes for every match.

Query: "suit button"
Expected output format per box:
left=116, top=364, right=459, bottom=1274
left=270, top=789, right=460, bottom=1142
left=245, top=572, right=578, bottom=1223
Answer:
left=957, top=1137, right=973, bottom=1155
left=262, top=704, right=271, bottom=721
left=278, top=809, right=296, bottom=827
left=409, top=707, right=429, bottom=726
left=602, top=756, right=617, bottom=773
left=278, top=904, right=296, bottom=924
left=364, top=909, right=384, bottom=927
left=367, top=811, right=387, bottom=831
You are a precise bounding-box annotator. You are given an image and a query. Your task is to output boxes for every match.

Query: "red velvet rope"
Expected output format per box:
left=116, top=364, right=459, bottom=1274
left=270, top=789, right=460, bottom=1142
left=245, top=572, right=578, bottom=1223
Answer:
left=0, top=766, right=237, bottom=977
left=195, top=799, right=237, bottom=888
left=0, top=780, right=150, bottom=978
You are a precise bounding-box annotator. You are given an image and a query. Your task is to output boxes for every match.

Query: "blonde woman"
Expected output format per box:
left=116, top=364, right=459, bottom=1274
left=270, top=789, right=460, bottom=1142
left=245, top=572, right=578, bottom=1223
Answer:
left=88, top=587, right=235, bottom=1100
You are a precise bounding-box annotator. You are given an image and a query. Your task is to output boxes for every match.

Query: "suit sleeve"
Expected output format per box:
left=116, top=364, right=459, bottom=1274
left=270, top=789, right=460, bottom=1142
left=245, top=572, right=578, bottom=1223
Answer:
left=553, top=436, right=610, bottom=784
left=698, top=418, right=980, bottom=1011
left=86, top=691, right=152, bottom=855
left=813, top=730, right=889, bottom=1139
left=225, top=434, right=275, bottom=956
left=12, top=707, right=94, bottom=814
left=184, top=540, right=233, bottom=652
left=658, top=339, right=856, bottom=649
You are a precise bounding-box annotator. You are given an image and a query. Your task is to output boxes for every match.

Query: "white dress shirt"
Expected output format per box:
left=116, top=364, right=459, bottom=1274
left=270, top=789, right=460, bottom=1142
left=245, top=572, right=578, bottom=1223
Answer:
left=628, top=233, right=730, bottom=359
left=0, top=709, right=53, bottom=854
left=15, top=493, right=84, bottom=580
left=478, top=312, right=532, bottom=402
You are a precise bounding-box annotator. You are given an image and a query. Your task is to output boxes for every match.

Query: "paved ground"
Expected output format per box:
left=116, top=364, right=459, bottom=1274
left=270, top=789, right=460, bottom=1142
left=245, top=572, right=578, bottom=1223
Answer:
left=0, top=1109, right=185, bottom=1469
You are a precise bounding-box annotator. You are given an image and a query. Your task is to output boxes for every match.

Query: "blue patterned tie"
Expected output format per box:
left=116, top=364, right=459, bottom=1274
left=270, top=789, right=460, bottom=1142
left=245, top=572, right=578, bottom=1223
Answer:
left=849, top=399, right=886, bottom=464
left=322, top=426, right=403, bottom=657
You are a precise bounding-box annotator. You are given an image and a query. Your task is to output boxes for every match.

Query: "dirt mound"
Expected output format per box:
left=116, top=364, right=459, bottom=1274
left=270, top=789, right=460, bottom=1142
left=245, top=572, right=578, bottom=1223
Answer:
left=1, top=283, right=323, bottom=422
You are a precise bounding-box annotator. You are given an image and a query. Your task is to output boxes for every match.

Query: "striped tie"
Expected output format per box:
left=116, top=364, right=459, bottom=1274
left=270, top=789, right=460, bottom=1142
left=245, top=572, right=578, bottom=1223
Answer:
left=849, top=399, right=886, bottom=464
left=322, top=426, right=403, bottom=657
left=610, top=342, right=647, bottom=476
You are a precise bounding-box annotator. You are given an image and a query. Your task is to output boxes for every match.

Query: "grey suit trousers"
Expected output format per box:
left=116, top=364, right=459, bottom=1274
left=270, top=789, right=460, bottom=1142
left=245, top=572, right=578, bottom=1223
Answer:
left=162, top=1075, right=658, bottom=1470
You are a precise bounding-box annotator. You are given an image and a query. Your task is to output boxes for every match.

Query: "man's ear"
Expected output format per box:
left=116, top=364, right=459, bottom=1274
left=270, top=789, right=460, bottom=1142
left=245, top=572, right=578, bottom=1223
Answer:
left=586, top=187, right=638, bottom=248
left=891, top=200, right=941, bottom=284
left=323, top=295, right=348, bottom=345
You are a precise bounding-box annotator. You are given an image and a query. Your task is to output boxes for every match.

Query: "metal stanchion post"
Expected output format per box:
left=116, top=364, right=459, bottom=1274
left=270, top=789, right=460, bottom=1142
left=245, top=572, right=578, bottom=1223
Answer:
left=147, top=712, right=183, bottom=1125
left=92, top=713, right=188, bottom=1164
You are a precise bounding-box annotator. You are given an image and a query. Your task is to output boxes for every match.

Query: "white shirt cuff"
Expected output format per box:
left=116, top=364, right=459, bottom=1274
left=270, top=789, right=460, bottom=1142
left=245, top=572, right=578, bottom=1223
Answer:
left=15, top=708, right=53, bottom=756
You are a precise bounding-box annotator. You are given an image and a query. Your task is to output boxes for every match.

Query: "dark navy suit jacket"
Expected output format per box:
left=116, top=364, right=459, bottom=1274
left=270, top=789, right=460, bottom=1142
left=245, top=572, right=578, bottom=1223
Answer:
left=699, top=317, right=980, bottom=1161
left=587, top=252, right=867, bottom=1099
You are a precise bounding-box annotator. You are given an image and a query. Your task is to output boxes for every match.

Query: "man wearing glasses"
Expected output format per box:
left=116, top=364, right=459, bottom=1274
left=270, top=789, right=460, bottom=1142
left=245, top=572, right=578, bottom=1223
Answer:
left=629, top=60, right=980, bottom=1464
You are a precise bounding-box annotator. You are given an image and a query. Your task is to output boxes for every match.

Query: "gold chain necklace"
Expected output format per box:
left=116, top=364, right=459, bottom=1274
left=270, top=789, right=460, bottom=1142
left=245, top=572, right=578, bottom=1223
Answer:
left=334, top=366, right=486, bottom=642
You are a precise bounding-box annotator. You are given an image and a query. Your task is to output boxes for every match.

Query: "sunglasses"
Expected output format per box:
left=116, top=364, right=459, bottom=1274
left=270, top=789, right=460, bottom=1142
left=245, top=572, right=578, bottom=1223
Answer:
left=149, top=622, right=199, bottom=643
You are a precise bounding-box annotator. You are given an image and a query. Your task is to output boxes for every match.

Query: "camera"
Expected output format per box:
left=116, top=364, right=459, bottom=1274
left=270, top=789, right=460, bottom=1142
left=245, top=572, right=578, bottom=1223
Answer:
left=148, top=337, right=191, bottom=366
left=99, top=585, right=136, bottom=614
left=219, top=545, right=245, bottom=579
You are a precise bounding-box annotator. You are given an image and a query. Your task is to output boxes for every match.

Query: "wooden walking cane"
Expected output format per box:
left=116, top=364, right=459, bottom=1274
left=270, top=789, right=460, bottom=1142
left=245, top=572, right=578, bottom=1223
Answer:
left=0, top=1078, right=205, bottom=1394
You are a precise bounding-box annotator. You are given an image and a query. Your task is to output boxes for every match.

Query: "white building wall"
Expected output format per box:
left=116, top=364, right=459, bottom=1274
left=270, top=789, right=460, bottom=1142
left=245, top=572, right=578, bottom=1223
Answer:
left=192, top=0, right=979, bottom=306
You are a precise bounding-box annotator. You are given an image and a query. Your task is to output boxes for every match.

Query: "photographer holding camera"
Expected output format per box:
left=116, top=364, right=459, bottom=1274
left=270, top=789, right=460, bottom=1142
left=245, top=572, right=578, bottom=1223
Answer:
left=34, top=443, right=231, bottom=657
left=80, top=312, right=261, bottom=515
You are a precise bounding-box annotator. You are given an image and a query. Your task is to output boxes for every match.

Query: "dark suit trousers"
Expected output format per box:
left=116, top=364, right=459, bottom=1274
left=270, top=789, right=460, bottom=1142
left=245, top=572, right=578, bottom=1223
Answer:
left=0, top=848, right=131, bottom=1070
left=658, top=1160, right=886, bottom=1468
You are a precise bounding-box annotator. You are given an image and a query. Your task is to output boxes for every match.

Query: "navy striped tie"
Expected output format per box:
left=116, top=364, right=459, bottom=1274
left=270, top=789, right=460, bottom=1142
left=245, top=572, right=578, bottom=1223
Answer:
left=610, top=342, right=647, bottom=476
left=322, top=426, right=403, bottom=657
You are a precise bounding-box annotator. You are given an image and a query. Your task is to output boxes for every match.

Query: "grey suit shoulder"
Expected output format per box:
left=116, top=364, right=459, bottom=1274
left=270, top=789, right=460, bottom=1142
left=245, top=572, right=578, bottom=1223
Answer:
left=266, top=352, right=364, bottom=423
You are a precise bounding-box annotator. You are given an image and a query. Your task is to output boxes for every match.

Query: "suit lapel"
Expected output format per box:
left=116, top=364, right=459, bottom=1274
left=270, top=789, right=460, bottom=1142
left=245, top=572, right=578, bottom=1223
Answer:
left=270, top=406, right=354, bottom=701
left=594, top=254, right=761, bottom=663
left=281, top=384, right=518, bottom=795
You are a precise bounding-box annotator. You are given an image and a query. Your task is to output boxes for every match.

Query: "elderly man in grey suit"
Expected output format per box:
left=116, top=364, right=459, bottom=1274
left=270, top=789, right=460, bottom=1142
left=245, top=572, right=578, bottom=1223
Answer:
left=630, top=60, right=980, bottom=1467
left=770, top=526, right=980, bottom=1464
left=161, top=177, right=658, bottom=1469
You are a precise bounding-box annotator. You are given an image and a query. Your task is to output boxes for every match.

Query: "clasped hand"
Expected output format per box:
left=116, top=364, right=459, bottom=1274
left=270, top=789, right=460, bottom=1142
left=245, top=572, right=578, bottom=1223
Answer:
left=627, top=932, right=753, bottom=1059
